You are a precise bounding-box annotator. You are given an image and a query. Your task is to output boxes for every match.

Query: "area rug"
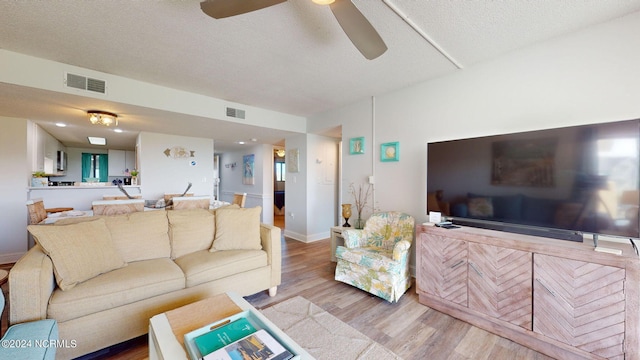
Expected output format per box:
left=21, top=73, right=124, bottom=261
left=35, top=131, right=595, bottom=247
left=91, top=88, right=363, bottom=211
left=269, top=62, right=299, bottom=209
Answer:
left=260, top=296, right=403, bottom=360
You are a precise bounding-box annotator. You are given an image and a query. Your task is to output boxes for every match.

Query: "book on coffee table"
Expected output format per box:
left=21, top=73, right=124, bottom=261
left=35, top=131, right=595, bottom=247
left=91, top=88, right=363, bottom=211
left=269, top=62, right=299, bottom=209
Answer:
left=202, top=329, right=293, bottom=360
left=194, top=317, right=257, bottom=356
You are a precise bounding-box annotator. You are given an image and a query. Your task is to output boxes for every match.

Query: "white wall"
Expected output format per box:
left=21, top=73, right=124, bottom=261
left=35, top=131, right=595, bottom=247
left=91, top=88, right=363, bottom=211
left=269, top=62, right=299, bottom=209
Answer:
left=138, top=132, right=215, bottom=201
left=310, top=10, right=640, bottom=227
left=0, top=118, right=29, bottom=263
left=282, top=133, right=339, bottom=242
left=306, top=134, right=339, bottom=241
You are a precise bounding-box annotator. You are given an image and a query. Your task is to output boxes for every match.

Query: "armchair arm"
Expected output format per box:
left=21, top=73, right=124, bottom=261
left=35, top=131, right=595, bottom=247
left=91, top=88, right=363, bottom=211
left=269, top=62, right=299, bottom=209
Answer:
left=392, top=240, right=412, bottom=262
left=9, top=245, right=56, bottom=325
left=342, top=229, right=365, bottom=248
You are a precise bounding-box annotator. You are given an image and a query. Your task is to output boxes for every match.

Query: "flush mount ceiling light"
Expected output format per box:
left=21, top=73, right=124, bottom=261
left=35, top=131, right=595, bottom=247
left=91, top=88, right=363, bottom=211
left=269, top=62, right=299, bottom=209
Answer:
left=88, top=136, right=106, bottom=145
left=87, top=110, right=118, bottom=126
left=276, top=149, right=286, bottom=157
left=311, top=0, right=334, bottom=4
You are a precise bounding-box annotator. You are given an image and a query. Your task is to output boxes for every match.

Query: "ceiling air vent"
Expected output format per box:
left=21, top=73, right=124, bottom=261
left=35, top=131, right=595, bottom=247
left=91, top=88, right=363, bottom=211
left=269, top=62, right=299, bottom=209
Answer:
left=226, top=107, right=246, bottom=119
left=64, top=72, right=107, bottom=94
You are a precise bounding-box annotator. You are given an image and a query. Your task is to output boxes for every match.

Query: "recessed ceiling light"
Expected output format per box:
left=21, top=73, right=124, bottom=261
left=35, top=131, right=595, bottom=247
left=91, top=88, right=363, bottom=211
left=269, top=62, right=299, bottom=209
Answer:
left=55, top=122, right=67, bottom=127
left=250, top=138, right=257, bottom=142
left=88, top=136, right=106, bottom=145
left=238, top=141, right=245, bottom=145
left=113, top=128, right=123, bottom=133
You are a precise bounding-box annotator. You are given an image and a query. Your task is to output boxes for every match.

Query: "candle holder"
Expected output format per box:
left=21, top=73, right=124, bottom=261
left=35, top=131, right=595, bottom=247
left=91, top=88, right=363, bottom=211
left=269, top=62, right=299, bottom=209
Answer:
left=341, top=203, right=352, bottom=227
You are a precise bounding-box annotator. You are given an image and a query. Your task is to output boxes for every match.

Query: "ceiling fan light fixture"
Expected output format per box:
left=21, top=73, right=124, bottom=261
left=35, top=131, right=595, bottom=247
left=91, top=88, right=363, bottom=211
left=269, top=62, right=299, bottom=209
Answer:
left=87, top=110, right=118, bottom=126
left=312, top=0, right=335, bottom=5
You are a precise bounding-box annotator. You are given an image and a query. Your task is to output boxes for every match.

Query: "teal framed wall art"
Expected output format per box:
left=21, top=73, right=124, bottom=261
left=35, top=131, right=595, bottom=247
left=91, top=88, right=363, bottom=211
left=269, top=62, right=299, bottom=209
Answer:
left=350, top=137, right=365, bottom=155
left=380, top=142, right=399, bottom=162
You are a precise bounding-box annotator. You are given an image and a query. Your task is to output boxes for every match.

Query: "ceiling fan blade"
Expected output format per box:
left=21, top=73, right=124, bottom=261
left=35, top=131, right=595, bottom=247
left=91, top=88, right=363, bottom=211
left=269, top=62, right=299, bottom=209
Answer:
left=329, top=0, right=387, bottom=60
left=200, top=0, right=286, bottom=19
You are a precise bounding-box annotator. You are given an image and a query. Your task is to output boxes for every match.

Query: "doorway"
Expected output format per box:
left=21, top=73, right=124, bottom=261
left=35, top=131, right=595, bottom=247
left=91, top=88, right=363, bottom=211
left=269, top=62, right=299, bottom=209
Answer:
left=274, top=147, right=286, bottom=229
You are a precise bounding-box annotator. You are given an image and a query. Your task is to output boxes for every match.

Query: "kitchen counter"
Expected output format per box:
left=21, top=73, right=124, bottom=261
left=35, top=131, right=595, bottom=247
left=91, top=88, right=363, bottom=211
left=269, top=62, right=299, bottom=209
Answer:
left=28, top=185, right=141, bottom=190
left=28, top=185, right=142, bottom=210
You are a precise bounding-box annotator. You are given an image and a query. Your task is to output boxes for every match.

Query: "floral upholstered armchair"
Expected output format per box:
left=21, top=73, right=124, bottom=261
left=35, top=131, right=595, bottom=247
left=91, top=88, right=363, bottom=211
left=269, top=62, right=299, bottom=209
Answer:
left=335, top=211, right=415, bottom=302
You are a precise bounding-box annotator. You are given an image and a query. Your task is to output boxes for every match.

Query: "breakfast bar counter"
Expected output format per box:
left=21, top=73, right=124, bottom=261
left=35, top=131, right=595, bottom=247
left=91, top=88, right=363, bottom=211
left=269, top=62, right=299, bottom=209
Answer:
left=28, top=185, right=142, bottom=211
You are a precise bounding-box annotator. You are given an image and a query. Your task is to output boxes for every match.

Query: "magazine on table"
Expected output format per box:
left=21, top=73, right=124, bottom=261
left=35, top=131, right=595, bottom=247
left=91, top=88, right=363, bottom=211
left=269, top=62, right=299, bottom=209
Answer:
left=201, top=329, right=294, bottom=360
left=194, top=317, right=257, bottom=356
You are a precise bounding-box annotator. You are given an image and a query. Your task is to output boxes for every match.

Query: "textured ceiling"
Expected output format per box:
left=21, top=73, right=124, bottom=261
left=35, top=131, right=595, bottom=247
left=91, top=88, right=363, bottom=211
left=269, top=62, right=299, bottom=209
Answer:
left=1, top=0, right=639, bottom=150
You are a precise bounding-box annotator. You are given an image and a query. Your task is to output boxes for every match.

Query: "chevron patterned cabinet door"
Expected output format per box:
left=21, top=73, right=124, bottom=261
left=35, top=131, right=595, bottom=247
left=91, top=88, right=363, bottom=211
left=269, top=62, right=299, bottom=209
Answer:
left=417, top=233, right=468, bottom=307
left=468, top=242, right=533, bottom=330
left=534, top=254, right=626, bottom=359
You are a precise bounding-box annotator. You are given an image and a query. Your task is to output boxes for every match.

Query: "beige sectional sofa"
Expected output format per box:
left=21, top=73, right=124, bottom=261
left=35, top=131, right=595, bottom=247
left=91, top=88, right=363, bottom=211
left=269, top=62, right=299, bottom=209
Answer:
left=10, top=206, right=281, bottom=359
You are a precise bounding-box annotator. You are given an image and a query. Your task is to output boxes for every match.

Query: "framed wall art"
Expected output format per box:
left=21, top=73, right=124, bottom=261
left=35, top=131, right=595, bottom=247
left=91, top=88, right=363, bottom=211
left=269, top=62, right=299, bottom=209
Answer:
left=287, top=148, right=299, bottom=173
left=380, top=142, right=399, bottom=162
left=349, top=137, right=365, bottom=155
left=243, top=154, right=255, bottom=185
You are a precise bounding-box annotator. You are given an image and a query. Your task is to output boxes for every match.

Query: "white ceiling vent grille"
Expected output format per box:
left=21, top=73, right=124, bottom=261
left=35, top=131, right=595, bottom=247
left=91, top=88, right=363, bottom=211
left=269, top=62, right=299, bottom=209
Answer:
left=226, top=107, right=246, bottom=119
left=64, top=72, right=107, bottom=94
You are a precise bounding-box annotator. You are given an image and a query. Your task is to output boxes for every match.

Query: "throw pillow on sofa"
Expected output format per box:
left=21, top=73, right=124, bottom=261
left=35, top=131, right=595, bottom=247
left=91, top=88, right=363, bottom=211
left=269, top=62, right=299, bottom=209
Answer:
left=210, top=206, right=262, bottom=252
left=168, top=209, right=215, bottom=258
left=27, top=218, right=127, bottom=291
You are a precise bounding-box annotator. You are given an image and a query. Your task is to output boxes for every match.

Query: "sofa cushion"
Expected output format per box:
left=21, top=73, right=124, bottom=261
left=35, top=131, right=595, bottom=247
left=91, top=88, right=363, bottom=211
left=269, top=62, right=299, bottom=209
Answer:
left=28, top=219, right=127, bottom=291
left=175, top=249, right=267, bottom=288
left=210, top=206, right=262, bottom=252
left=168, top=209, right=215, bottom=259
left=103, top=211, right=171, bottom=262
left=47, top=258, right=185, bottom=322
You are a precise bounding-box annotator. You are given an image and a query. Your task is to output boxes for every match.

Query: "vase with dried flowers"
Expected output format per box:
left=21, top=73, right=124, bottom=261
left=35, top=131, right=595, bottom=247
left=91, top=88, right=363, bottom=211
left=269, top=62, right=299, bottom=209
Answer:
left=349, top=183, right=372, bottom=229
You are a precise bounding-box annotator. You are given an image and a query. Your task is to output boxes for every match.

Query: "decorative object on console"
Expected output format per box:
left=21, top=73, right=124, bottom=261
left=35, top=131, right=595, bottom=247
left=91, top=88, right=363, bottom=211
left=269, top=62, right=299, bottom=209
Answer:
left=349, top=137, right=365, bottom=155
left=341, top=204, right=352, bottom=227
left=87, top=110, right=118, bottom=126
left=380, top=141, right=399, bottom=162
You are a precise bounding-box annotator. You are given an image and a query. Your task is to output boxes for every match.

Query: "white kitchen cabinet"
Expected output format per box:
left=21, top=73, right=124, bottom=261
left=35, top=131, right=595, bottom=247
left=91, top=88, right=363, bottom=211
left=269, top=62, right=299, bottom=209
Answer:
left=32, top=124, right=65, bottom=174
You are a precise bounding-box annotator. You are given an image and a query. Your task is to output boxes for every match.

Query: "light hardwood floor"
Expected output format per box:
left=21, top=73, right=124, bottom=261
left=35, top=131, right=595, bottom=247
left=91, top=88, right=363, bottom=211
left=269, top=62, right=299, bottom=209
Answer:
left=2, top=220, right=553, bottom=360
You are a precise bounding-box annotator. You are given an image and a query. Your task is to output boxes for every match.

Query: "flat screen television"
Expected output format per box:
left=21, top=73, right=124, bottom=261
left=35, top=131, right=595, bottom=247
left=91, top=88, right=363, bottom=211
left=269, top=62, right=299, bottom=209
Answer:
left=427, top=119, right=640, bottom=242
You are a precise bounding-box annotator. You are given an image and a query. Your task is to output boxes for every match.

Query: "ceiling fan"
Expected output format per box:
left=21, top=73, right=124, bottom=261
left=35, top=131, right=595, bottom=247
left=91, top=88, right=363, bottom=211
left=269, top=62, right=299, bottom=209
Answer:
left=200, top=0, right=387, bottom=60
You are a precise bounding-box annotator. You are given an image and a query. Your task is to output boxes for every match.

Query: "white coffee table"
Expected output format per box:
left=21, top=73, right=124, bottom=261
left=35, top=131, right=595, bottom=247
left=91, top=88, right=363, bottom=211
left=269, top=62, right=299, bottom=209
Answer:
left=149, top=292, right=311, bottom=360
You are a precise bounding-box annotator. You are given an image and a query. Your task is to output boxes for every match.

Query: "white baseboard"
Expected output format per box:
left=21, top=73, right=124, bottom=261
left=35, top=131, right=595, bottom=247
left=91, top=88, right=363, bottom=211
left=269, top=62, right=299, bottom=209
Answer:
left=283, top=229, right=330, bottom=243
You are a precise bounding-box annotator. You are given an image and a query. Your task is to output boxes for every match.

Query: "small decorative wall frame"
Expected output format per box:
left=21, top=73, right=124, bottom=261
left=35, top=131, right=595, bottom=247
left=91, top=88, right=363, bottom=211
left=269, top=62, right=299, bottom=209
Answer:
left=287, top=148, right=300, bottom=173
left=380, top=142, right=399, bottom=162
left=349, top=137, right=365, bottom=155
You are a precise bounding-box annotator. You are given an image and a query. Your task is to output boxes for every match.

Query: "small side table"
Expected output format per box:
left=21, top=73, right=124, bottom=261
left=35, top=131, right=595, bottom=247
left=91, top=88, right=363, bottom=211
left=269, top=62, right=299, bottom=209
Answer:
left=330, top=226, right=345, bottom=262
